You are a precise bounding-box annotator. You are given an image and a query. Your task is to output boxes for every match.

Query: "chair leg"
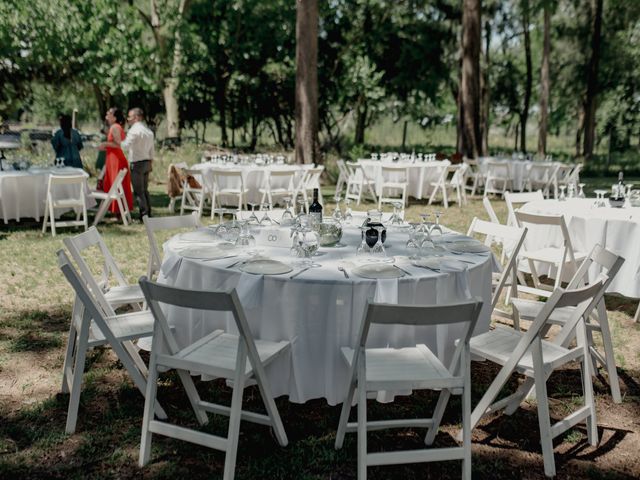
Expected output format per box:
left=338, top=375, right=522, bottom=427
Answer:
left=634, top=302, right=640, bottom=323
left=428, top=185, right=438, bottom=205
left=223, top=350, right=247, bottom=480
left=335, top=374, right=358, bottom=449
left=357, top=359, right=367, bottom=480
left=532, top=341, right=556, bottom=477
left=65, top=327, right=90, bottom=434
left=61, top=300, right=81, bottom=394
left=49, top=200, right=57, bottom=236
left=462, top=347, right=472, bottom=480
left=596, top=306, right=622, bottom=403
left=41, top=198, right=49, bottom=233
left=424, top=388, right=450, bottom=445
left=253, top=367, right=288, bottom=447
left=139, top=348, right=160, bottom=467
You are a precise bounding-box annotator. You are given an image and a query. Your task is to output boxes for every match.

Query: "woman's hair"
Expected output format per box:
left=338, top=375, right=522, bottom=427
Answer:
left=59, top=114, right=72, bottom=139
left=108, top=107, right=125, bottom=126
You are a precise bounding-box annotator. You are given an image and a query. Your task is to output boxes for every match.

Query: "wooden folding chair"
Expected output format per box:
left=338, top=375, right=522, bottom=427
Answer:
left=63, top=226, right=144, bottom=310
left=510, top=244, right=624, bottom=403
left=143, top=213, right=201, bottom=280
left=334, top=299, right=484, bottom=480
left=466, top=279, right=606, bottom=477
left=138, top=278, right=290, bottom=480
left=90, top=168, right=132, bottom=226
left=57, top=250, right=166, bottom=434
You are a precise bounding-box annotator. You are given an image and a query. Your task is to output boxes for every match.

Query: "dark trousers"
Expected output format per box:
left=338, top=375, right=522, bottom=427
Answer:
left=131, top=160, right=152, bottom=218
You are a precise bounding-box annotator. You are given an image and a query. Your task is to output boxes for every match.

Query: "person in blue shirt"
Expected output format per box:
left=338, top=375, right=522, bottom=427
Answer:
left=51, top=114, right=84, bottom=168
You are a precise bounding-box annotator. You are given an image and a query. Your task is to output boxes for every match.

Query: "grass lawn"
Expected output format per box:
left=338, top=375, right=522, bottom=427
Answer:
left=0, top=175, right=639, bottom=479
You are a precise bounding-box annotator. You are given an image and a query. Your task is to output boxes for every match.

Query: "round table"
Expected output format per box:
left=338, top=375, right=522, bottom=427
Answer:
left=477, top=157, right=531, bottom=191
left=157, top=224, right=494, bottom=405
left=191, top=162, right=310, bottom=205
left=520, top=198, right=640, bottom=298
left=357, top=159, right=449, bottom=200
left=0, top=166, right=94, bottom=224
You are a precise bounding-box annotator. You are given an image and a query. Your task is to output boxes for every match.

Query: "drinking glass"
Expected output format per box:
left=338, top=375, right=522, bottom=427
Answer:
left=578, top=183, right=586, bottom=199
left=559, top=185, right=567, bottom=202
left=430, top=211, right=443, bottom=237
left=593, top=189, right=607, bottom=208
left=332, top=194, right=343, bottom=222
left=389, top=202, right=404, bottom=225
left=259, top=203, right=274, bottom=226
left=370, top=225, right=386, bottom=257
left=246, top=203, right=260, bottom=225
left=235, top=221, right=256, bottom=248
left=343, top=199, right=353, bottom=224
left=567, top=183, right=575, bottom=199
left=356, top=225, right=371, bottom=256
left=280, top=197, right=295, bottom=226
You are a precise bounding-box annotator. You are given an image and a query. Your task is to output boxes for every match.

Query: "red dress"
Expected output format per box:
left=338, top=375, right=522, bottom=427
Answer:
left=102, top=124, right=134, bottom=213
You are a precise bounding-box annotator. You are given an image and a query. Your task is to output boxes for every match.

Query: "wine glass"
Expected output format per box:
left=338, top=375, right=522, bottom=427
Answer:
left=259, top=202, right=274, bottom=226
left=246, top=203, right=260, bottom=225
left=281, top=197, right=295, bottom=226
left=343, top=199, right=353, bottom=224
left=578, top=183, right=586, bottom=199
left=418, top=213, right=431, bottom=234
left=332, top=194, right=343, bottom=222
left=593, top=189, right=607, bottom=208
left=356, top=225, right=371, bottom=256
left=559, top=185, right=567, bottom=202
left=389, top=202, right=404, bottom=225
left=370, top=225, right=386, bottom=257
left=430, top=211, right=443, bottom=237
left=235, top=221, right=255, bottom=248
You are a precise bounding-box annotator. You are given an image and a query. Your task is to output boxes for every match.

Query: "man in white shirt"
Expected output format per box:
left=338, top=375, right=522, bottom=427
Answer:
left=121, top=108, right=154, bottom=219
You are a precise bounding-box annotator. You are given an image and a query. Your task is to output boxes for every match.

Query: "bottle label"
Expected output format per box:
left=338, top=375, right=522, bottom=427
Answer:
left=310, top=211, right=322, bottom=225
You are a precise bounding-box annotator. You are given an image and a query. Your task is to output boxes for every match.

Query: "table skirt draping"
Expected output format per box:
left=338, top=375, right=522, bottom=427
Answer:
left=477, top=157, right=531, bottom=192
left=520, top=198, right=640, bottom=298
left=157, top=228, right=494, bottom=405
left=0, top=167, right=94, bottom=223
left=357, top=160, right=448, bottom=200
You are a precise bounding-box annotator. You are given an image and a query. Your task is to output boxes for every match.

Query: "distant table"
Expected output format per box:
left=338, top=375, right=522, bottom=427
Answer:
left=0, top=166, right=94, bottom=224
left=520, top=198, right=640, bottom=298
left=357, top=159, right=449, bottom=199
left=477, top=157, right=531, bottom=192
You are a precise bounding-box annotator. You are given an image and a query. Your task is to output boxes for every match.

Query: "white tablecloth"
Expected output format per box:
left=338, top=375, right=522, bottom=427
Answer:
left=357, top=160, right=448, bottom=200
left=520, top=199, right=640, bottom=298
left=0, top=166, right=93, bottom=224
left=477, top=157, right=531, bottom=191
left=158, top=225, right=494, bottom=404
left=191, top=163, right=309, bottom=205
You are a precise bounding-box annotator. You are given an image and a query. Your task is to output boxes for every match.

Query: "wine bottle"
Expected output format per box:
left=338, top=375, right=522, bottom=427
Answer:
left=309, top=188, right=323, bottom=224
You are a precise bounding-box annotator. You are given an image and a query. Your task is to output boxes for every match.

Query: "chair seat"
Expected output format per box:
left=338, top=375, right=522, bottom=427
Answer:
left=105, top=284, right=145, bottom=307
left=218, top=188, right=248, bottom=195
left=91, top=310, right=155, bottom=344
left=522, top=247, right=587, bottom=265
left=89, top=191, right=111, bottom=200
left=341, top=344, right=462, bottom=390
left=165, top=330, right=289, bottom=379
left=52, top=198, right=84, bottom=208
left=511, top=298, right=575, bottom=325
left=470, top=326, right=578, bottom=373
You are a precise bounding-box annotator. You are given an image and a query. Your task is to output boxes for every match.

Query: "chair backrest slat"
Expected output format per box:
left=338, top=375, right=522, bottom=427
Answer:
left=143, top=213, right=201, bottom=278
left=365, top=299, right=483, bottom=328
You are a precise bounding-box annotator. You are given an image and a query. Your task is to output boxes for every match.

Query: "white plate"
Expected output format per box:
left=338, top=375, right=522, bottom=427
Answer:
left=447, top=241, right=491, bottom=254
left=180, top=245, right=237, bottom=259
left=411, top=257, right=467, bottom=272
left=178, top=229, right=219, bottom=242
left=239, top=259, right=293, bottom=275
left=353, top=263, right=404, bottom=279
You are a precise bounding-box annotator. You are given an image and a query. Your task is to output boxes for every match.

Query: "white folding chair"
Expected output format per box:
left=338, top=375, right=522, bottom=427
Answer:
left=294, top=166, right=324, bottom=209
left=137, top=278, right=290, bottom=480
left=377, top=164, right=408, bottom=209
left=524, top=163, right=557, bottom=198
left=552, top=163, right=576, bottom=199
left=335, top=159, right=351, bottom=197
left=143, top=213, right=201, bottom=280
left=211, top=168, right=248, bottom=218
left=514, top=211, right=587, bottom=297
left=467, top=218, right=527, bottom=328
left=466, top=279, right=605, bottom=477
left=334, top=299, right=483, bottom=480
left=510, top=244, right=624, bottom=403
left=63, top=226, right=144, bottom=310
left=463, top=159, right=484, bottom=196
left=57, top=250, right=166, bottom=434
left=482, top=197, right=500, bottom=225
left=259, top=168, right=298, bottom=208
left=429, top=164, right=467, bottom=208
left=90, top=168, right=132, bottom=226
left=345, top=163, right=377, bottom=205
left=483, top=161, right=511, bottom=197
left=42, top=173, right=88, bottom=236
left=504, top=190, right=544, bottom=226
left=180, top=168, right=207, bottom=217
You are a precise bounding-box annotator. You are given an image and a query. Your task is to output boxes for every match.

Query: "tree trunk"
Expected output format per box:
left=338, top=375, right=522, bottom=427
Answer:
left=295, top=0, right=319, bottom=165
left=520, top=0, right=532, bottom=153
left=354, top=98, right=367, bottom=145
left=460, top=0, right=482, bottom=159
left=582, top=0, right=603, bottom=159
left=162, top=80, right=180, bottom=139
left=537, top=4, right=551, bottom=157
left=455, top=82, right=464, bottom=153
left=575, top=108, right=585, bottom=156
left=480, top=19, right=491, bottom=156
left=401, top=119, right=409, bottom=151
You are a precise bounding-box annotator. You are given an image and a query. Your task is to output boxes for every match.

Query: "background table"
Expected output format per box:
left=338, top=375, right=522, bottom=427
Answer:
left=0, top=166, right=94, bottom=224
left=158, top=225, right=494, bottom=405
left=477, top=157, right=531, bottom=192
left=520, top=198, right=640, bottom=298
left=357, top=159, right=449, bottom=200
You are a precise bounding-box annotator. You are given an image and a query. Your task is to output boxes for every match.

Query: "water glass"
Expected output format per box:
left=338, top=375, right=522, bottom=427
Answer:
left=281, top=197, right=295, bottom=226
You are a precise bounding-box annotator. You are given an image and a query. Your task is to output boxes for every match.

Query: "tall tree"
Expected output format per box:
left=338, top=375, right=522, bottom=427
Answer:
left=460, top=0, right=482, bottom=158
left=538, top=1, right=551, bottom=156
left=295, top=0, right=319, bottom=164
left=582, top=0, right=604, bottom=159
left=520, top=0, right=532, bottom=153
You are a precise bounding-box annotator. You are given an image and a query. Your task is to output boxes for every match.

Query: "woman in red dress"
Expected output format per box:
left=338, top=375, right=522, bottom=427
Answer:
left=100, top=107, right=134, bottom=214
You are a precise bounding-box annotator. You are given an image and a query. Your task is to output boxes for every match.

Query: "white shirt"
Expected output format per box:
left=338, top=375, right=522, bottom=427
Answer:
left=121, top=122, right=154, bottom=163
